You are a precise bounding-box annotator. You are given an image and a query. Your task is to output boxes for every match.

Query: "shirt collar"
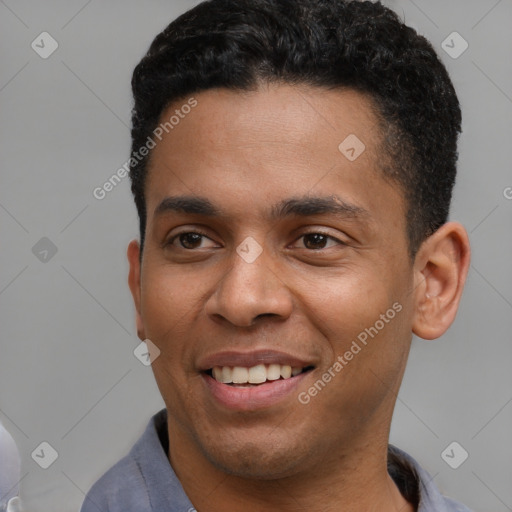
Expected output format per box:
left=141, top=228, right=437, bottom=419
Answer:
left=133, top=409, right=465, bottom=512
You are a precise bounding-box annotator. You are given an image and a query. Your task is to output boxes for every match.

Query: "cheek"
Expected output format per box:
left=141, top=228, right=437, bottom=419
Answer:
left=292, top=262, right=412, bottom=407
left=141, top=267, right=207, bottom=415
left=141, top=265, right=205, bottom=333
left=305, top=274, right=412, bottom=413
left=291, top=264, right=399, bottom=345
left=139, top=266, right=208, bottom=381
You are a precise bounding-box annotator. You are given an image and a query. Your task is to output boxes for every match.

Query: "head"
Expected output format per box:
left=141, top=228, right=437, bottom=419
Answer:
left=127, top=0, right=469, bottom=483
left=130, top=0, right=462, bottom=258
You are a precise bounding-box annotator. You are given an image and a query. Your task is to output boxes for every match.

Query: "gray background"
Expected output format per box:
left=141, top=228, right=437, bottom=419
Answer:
left=0, top=1, right=511, bottom=511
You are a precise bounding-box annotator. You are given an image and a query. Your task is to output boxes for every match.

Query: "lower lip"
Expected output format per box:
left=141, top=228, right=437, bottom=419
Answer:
left=202, top=371, right=311, bottom=411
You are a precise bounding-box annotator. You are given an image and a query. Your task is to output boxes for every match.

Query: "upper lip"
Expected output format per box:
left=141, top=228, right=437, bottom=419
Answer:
left=198, top=350, right=315, bottom=371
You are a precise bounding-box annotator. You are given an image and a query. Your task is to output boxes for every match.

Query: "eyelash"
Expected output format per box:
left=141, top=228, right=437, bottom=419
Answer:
left=166, top=229, right=213, bottom=247
left=166, top=230, right=346, bottom=250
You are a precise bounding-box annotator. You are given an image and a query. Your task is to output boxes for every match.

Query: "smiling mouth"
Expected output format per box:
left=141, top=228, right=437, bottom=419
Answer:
left=205, top=364, right=315, bottom=387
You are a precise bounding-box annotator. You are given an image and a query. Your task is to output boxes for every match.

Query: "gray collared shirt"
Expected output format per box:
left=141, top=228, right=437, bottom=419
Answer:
left=81, top=410, right=472, bottom=512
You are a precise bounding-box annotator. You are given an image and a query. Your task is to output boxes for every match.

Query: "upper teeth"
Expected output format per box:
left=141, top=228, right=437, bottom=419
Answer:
left=212, top=364, right=303, bottom=384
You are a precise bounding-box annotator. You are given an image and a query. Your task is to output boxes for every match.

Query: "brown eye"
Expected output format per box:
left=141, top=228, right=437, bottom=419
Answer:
left=302, top=233, right=336, bottom=250
left=179, top=233, right=204, bottom=249
left=166, top=231, right=219, bottom=250
left=299, top=233, right=345, bottom=251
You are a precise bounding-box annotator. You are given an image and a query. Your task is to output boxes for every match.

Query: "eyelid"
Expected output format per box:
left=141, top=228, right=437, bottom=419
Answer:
left=291, top=229, right=348, bottom=248
left=163, top=226, right=348, bottom=250
left=164, top=228, right=220, bottom=248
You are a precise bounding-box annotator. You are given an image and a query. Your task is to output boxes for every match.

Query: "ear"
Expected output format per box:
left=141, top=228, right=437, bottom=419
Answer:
left=127, top=240, right=146, bottom=341
left=412, top=222, right=470, bottom=340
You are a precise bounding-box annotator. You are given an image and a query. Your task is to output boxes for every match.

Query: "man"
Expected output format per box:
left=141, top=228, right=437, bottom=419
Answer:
left=82, top=0, right=472, bottom=510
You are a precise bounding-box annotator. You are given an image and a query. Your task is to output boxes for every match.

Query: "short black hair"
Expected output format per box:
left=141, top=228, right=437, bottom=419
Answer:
left=129, top=0, right=461, bottom=257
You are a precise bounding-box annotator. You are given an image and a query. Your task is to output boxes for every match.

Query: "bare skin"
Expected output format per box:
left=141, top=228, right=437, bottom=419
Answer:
left=127, top=83, right=470, bottom=511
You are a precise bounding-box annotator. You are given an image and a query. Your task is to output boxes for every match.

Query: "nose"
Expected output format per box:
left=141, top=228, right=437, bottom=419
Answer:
left=205, top=244, right=293, bottom=327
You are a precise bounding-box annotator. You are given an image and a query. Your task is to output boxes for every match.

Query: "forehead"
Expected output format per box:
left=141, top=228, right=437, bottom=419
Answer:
left=151, top=84, right=381, bottom=165
left=145, top=83, right=404, bottom=230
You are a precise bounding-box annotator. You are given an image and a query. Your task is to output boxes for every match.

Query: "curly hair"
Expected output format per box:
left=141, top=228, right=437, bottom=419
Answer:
left=130, top=0, right=462, bottom=257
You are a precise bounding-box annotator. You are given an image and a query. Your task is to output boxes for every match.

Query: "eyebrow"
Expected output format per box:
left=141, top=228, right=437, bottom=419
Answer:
left=153, top=195, right=369, bottom=221
left=154, top=196, right=219, bottom=217
left=270, top=196, right=368, bottom=221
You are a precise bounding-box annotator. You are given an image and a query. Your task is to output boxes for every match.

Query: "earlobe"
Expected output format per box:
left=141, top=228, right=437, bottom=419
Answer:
left=127, top=240, right=146, bottom=340
left=412, top=222, right=470, bottom=340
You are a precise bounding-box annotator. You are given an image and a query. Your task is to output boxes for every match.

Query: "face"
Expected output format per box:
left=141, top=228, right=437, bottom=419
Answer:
left=129, top=84, right=417, bottom=479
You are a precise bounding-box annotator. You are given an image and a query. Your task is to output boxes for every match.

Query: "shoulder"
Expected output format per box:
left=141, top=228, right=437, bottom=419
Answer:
left=81, top=410, right=169, bottom=512
left=80, top=452, right=151, bottom=512
left=388, top=445, right=473, bottom=512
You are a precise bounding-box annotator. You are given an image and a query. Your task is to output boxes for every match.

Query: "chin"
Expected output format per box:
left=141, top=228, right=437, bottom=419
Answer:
left=196, top=429, right=313, bottom=480
left=205, top=444, right=303, bottom=480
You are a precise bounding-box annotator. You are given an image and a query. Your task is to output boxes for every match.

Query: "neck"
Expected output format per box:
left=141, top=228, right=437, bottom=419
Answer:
left=167, top=423, right=415, bottom=512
